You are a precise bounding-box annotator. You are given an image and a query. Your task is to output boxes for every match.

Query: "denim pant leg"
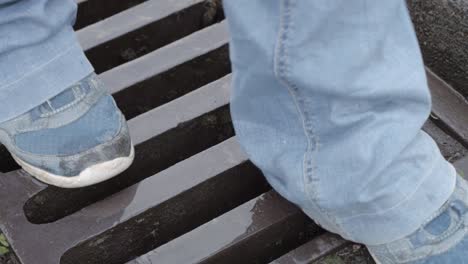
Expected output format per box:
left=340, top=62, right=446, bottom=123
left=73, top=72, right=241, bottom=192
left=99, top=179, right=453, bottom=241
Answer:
left=0, top=0, right=93, bottom=123
left=223, top=0, right=456, bottom=245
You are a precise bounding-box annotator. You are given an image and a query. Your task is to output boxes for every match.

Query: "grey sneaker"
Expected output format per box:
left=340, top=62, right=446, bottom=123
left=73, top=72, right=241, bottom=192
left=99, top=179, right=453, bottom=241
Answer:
left=368, top=175, right=468, bottom=264
left=0, top=74, right=134, bottom=188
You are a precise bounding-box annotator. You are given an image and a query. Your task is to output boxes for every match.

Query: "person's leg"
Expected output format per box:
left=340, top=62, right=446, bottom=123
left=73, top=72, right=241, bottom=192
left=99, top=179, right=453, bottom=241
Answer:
left=0, top=0, right=134, bottom=188
left=223, top=0, right=457, bottom=248
left=0, top=0, right=92, bottom=121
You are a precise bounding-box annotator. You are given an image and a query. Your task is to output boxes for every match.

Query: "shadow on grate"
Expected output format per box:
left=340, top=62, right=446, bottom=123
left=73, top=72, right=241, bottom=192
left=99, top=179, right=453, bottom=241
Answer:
left=25, top=105, right=236, bottom=224
left=60, top=162, right=272, bottom=264
left=0, top=1, right=468, bottom=264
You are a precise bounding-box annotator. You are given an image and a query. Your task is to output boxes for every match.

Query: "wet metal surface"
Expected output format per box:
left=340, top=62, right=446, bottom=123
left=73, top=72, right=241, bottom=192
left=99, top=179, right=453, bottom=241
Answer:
left=0, top=138, right=247, bottom=264
left=2, top=153, right=467, bottom=263
left=129, top=191, right=319, bottom=264
left=0, top=1, right=468, bottom=264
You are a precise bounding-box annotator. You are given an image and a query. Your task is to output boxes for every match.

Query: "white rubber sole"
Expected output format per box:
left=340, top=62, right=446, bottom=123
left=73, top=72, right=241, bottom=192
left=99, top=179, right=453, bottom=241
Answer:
left=12, top=146, right=135, bottom=188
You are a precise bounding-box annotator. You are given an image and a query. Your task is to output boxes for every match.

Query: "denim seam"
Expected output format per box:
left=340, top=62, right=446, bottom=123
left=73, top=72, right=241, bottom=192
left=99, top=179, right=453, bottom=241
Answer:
left=0, top=44, right=75, bottom=91
left=274, top=0, right=313, bottom=200
left=378, top=174, right=458, bottom=263
left=273, top=0, right=345, bottom=236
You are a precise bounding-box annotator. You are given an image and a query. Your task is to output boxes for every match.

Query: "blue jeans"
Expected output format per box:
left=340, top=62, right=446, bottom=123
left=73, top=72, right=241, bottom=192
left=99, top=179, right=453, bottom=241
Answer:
left=224, top=0, right=456, bottom=245
left=1, top=0, right=457, bottom=246
left=0, top=0, right=93, bottom=123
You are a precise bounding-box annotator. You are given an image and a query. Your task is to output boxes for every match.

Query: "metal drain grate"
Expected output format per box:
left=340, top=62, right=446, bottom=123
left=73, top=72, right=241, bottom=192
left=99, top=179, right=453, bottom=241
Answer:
left=1, top=1, right=468, bottom=263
